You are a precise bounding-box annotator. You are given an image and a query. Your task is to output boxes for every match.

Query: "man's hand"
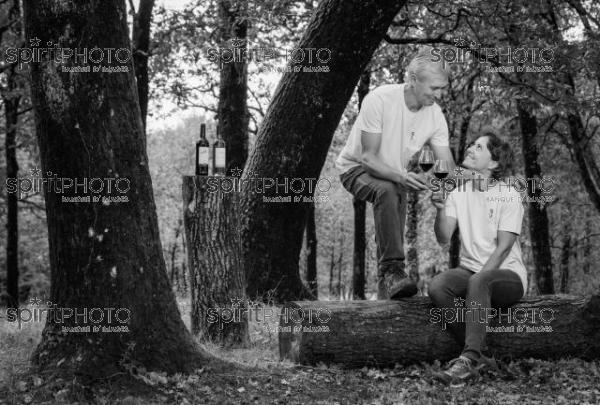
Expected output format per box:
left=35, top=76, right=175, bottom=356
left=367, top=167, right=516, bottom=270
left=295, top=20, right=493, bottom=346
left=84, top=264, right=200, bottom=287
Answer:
left=430, top=190, right=446, bottom=210
left=398, top=172, right=429, bottom=191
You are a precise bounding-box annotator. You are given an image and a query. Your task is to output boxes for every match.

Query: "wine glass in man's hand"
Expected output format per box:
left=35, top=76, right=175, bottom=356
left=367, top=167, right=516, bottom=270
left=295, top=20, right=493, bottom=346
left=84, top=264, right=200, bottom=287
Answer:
left=418, top=147, right=435, bottom=173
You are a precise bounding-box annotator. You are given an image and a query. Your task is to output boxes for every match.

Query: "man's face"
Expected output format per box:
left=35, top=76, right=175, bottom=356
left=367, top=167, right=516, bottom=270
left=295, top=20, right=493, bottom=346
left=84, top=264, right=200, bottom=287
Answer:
left=410, top=68, right=448, bottom=106
left=462, top=136, right=498, bottom=173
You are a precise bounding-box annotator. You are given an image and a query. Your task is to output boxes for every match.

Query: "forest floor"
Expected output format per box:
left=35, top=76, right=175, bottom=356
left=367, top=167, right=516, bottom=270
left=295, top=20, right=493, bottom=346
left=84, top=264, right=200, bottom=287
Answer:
left=1, top=298, right=600, bottom=405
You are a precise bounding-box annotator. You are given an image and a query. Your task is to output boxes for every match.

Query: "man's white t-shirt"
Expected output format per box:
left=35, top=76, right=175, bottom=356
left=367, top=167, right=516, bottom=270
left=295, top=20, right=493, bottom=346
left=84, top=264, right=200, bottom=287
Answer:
left=444, top=180, right=528, bottom=292
left=335, top=83, right=449, bottom=175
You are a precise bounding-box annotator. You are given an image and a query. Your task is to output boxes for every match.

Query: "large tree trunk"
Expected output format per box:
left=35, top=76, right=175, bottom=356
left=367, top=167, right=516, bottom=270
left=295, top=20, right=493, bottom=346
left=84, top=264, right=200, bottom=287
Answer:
left=517, top=101, right=554, bottom=294
left=305, top=201, right=318, bottom=297
left=182, top=176, right=248, bottom=346
left=544, top=0, right=600, bottom=214
left=352, top=69, right=370, bottom=300
left=279, top=296, right=600, bottom=367
left=241, top=0, right=406, bottom=302
left=24, top=0, right=204, bottom=378
left=132, top=0, right=155, bottom=131
left=503, top=9, right=554, bottom=294
left=217, top=0, right=248, bottom=177
left=4, top=63, right=20, bottom=309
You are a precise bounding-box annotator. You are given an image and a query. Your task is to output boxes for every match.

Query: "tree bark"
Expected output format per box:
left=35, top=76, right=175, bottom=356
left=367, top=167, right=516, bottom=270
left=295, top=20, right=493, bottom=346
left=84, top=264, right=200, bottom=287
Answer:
left=305, top=201, right=318, bottom=297
left=329, top=246, right=335, bottom=299
left=217, top=0, right=248, bottom=177
left=3, top=0, right=21, bottom=309
left=448, top=72, right=478, bottom=269
left=352, top=69, right=370, bottom=300
left=544, top=0, right=600, bottom=214
left=504, top=9, right=554, bottom=294
left=583, top=222, right=591, bottom=274
left=182, top=176, right=248, bottom=346
left=560, top=232, right=570, bottom=294
left=4, top=64, right=20, bottom=309
left=24, top=0, right=204, bottom=378
left=279, top=296, right=600, bottom=367
left=351, top=196, right=366, bottom=299
left=241, top=0, right=407, bottom=302
left=132, top=0, right=155, bottom=131
left=449, top=113, right=471, bottom=268
left=517, top=101, right=554, bottom=294
left=405, top=190, right=420, bottom=282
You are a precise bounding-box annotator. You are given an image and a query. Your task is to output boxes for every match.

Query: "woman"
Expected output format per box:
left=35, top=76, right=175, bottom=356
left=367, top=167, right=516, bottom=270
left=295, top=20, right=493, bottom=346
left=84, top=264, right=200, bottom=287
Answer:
left=429, top=131, right=527, bottom=382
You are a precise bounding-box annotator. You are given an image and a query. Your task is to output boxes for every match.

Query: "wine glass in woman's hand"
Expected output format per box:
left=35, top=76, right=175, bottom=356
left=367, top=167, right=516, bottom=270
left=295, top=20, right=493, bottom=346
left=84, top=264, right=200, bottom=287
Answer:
left=433, top=160, right=450, bottom=180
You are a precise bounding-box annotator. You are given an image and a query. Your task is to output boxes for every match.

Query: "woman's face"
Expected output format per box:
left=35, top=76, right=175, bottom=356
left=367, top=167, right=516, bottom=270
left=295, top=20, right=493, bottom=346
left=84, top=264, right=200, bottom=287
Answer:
left=462, top=136, right=498, bottom=174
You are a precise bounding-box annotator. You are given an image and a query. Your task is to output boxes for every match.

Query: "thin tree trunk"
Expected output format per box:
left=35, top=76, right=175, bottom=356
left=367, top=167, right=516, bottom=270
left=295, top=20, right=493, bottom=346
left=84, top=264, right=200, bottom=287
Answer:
left=583, top=222, right=591, bottom=274
left=305, top=201, right=318, bottom=297
left=3, top=0, right=22, bottom=310
left=241, top=0, right=407, bottom=303
left=449, top=75, right=477, bottom=268
left=352, top=69, right=369, bottom=300
left=517, top=100, right=554, bottom=294
left=217, top=0, right=248, bottom=176
left=337, top=224, right=344, bottom=299
left=4, top=66, right=20, bottom=309
left=565, top=0, right=600, bottom=89
left=132, top=0, right=155, bottom=131
left=560, top=232, right=570, bottom=294
left=24, top=0, right=204, bottom=378
left=329, top=246, right=335, bottom=298
left=406, top=191, right=420, bottom=282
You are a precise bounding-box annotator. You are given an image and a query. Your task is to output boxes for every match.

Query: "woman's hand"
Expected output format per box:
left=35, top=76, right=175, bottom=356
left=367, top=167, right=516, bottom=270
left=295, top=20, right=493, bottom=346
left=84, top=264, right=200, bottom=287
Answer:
left=430, top=190, right=446, bottom=210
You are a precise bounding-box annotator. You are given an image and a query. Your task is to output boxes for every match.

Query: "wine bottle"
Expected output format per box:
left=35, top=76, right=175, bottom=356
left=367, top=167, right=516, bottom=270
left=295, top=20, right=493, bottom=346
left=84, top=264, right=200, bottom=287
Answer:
left=213, top=126, right=227, bottom=176
left=195, top=123, right=210, bottom=176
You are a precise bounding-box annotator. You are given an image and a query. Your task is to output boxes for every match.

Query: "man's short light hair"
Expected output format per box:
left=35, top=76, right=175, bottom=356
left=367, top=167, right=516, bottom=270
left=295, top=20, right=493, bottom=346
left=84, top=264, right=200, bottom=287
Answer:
left=403, top=46, right=449, bottom=83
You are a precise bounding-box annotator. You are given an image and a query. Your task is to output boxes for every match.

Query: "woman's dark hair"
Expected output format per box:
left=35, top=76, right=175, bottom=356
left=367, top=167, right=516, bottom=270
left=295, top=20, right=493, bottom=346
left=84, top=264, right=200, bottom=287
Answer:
left=481, top=131, right=514, bottom=180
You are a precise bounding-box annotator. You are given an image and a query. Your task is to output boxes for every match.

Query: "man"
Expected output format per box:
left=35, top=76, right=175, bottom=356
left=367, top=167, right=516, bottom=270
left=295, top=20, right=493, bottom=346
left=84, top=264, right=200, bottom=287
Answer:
left=429, top=132, right=527, bottom=383
left=336, top=47, right=455, bottom=299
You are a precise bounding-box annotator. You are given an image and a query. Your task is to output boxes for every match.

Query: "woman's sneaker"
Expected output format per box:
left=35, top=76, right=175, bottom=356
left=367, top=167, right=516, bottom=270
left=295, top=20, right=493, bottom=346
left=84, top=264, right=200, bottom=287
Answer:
left=477, top=354, right=499, bottom=372
left=434, top=356, right=478, bottom=383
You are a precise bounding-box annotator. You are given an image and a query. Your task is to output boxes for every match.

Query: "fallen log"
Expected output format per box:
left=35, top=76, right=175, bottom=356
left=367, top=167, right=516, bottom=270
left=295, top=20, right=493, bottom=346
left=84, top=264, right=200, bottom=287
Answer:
left=279, top=295, right=600, bottom=367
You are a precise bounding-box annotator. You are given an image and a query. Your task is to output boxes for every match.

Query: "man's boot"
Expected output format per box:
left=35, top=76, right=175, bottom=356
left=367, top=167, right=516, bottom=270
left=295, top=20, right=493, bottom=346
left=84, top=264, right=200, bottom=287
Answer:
left=377, top=261, right=417, bottom=300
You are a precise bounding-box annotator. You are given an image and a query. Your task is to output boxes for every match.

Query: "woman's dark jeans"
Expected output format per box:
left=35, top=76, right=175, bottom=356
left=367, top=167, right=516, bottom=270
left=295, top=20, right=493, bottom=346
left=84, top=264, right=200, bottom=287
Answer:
left=429, top=267, right=524, bottom=361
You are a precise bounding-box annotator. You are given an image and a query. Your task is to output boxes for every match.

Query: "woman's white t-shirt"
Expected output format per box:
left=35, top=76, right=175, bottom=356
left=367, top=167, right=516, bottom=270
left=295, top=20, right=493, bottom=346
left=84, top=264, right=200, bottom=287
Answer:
left=445, top=180, right=528, bottom=292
